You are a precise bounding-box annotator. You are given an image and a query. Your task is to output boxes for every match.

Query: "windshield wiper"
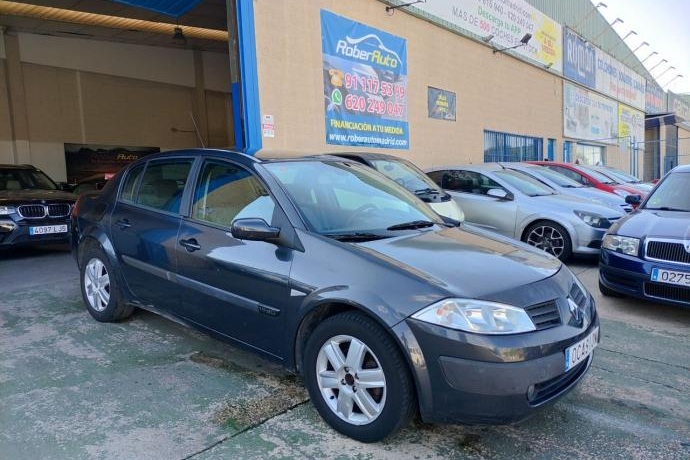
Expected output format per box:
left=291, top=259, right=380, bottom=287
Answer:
left=326, top=232, right=390, bottom=242
left=387, top=220, right=435, bottom=231
left=414, top=188, right=440, bottom=195
left=645, top=206, right=689, bottom=212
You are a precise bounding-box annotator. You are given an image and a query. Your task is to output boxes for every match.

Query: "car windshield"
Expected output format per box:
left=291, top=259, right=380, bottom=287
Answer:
left=528, top=166, right=584, bottom=188
left=601, top=168, right=641, bottom=183
left=0, top=169, right=58, bottom=191
left=643, top=172, right=690, bottom=212
left=264, top=160, right=442, bottom=236
left=370, top=158, right=440, bottom=195
left=493, top=170, right=556, bottom=196
left=575, top=166, right=618, bottom=184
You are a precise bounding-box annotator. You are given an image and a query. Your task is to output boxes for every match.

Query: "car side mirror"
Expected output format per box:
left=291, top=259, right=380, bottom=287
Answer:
left=58, top=182, right=74, bottom=192
left=625, top=195, right=641, bottom=205
left=486, top=188, right=513, bottom=200
left=231, top=218, right=280, bottom=242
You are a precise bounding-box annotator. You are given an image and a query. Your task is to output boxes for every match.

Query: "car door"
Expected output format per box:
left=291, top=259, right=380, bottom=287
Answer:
left=109, top=158, right=194, bottom=309
left=175, top=158, right=293, bottom=359
left=442, top=170, right=518, bottom=236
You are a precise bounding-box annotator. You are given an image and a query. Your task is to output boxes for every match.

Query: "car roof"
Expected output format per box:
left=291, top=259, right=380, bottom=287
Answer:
left=426, top=163, right=505, bottom=173
left=672, top=164, right=690, bottom=173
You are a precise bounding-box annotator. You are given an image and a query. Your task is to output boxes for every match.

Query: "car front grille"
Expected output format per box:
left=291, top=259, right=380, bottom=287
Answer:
left=17, top=203, right=71, bottom=219
left=644, top=282, right=690, bottom=303
left=645, top=240, right=690, bottom=265
left=524, top=301, right=561, bottom=330
left=529, top=357, right=589, bottom=405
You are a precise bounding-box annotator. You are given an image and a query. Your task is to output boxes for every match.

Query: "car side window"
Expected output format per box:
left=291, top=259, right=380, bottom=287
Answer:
left=133, top=160, right=193, bottom=212
left=426, top=170, right=446, bottom=187
left=192, top=161, right=275, bottom=227
left=548, top=166, right=586, bottom=185
left=120, top=164, right=145, bottom=202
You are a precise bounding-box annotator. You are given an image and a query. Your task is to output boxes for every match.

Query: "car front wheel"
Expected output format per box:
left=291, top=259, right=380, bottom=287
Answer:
left=80, top=245, right=134, bottom=322
left=524, top=221, right=573, bottom=261
left=303, top=311, right=415, bottom=442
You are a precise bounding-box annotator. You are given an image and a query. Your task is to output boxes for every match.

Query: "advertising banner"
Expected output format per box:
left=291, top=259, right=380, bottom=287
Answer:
left=64, top=143, right=159, bottom=183
left=668, top=92, right=690, bottom=120
left=645, top=81, right=666, bottom=114
left=415, top=0, right=562, bottom=71
left=321, top=10, right=409, bottom=149
left=563, top=82, right=618, bottom=144
left=618, top=104, right=645, bottom=146
left=428, top=87, right=457, bottom=121
left=563, top=27, right=595, bottom=88
left=595, top=52, right=646, bottom=111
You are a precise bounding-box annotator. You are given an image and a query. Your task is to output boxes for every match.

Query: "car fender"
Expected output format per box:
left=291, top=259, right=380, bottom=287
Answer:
left=517, top=211, right=577, bottom=242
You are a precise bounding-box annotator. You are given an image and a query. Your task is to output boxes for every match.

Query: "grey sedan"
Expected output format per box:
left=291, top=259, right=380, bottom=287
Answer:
left=427, top=164, right=625, bottom=261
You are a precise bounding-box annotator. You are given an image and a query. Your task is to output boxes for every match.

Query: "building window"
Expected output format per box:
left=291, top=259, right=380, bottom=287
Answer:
left=484, top=130, right=543, bottom=162
left=574, top=143, right=605, bottom=165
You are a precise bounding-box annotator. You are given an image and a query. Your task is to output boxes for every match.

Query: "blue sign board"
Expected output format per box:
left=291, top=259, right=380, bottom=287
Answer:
left=563, top=27, right=596, bottom=89
left=321, top=10, right=409, bottom=149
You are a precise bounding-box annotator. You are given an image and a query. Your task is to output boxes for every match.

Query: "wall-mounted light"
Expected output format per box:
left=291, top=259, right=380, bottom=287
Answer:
left=544, top=62, right=554, bottom=69
left=593, top=17, right=623, bottom=43
left=492, top=33, right=532, bottom=54
left=609, top=29, right=636, bottom=55
left=572, top=2, right=607, bottom=32
left=663, top=74, right=683, bottom=89
left=655, top=65, right=675, bottom=80
left=481, top=34, right=494, bottom=43
left=623, top=40, right=648, bottom=65
left=640, top=50, right=658, bottom=64
left=172, top=26, right=187, bottom=45
left=385, top=0, right=426, bottom=15
left=648, top=58, right=667, bottom=73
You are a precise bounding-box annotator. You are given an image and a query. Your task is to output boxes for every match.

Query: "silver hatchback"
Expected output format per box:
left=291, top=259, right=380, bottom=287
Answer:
left=427, top=164, right=625, bottom=261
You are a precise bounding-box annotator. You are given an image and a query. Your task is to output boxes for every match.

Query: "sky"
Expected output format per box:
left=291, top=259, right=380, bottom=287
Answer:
left=596, top=0, right=690, bottom=94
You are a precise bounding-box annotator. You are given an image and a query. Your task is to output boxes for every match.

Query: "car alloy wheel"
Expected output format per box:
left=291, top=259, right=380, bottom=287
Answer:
left=84, top=257, right=110, bottom=312
left=315, top=334, right=386, bottom=425
left=524, top=221, right=572, bottom=261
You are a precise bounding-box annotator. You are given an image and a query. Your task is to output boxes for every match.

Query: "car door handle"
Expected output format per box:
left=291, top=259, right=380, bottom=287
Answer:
left=115, top=218, right=131, bottom=230
left=179, top=238, right=201, bottom=252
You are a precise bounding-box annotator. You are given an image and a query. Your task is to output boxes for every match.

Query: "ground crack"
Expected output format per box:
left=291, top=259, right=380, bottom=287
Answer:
left=598, top=346, right=690, bottom=372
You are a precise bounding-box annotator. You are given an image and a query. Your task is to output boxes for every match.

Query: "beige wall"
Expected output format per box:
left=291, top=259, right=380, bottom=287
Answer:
left=253, top=0, right=569, bottom=168
left=679, top=126, right=690, bottom=166
left=0, top=32, right=233, bottom=181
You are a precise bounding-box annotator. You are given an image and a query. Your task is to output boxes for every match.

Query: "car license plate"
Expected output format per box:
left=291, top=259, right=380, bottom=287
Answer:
left=564, top=327, right=598, bottom=372
left=29, top=224, right=68, bottom=235
left=651, top=267, right=690, bottom=287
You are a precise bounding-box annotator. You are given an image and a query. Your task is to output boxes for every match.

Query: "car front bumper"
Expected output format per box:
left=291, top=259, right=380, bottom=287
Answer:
left=572, top=221, right=608, bottom=255
left=0, top=217, right=71, bottom=247
left=393, top=309, right=599, bottom=425
left=599, top=249, right=690, bottom=307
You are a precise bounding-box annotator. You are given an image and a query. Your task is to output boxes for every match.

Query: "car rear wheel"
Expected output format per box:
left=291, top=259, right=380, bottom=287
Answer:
left=80, top=245, right=134, bottom=322
left=524, top=221, right=572, bottom=261
left=303, top=311, right=415, bottom=443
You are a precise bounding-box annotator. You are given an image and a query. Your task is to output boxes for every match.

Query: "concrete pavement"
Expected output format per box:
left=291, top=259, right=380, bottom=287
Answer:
left=1, top=247, right=689, bottom=459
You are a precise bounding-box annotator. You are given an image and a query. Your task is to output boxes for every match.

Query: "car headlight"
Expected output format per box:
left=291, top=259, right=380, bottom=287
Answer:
left=0, top=206, right=16, bottom=215
left=574, top=210, right=611, bottom=228
left=411, top=298, right=536, bottom=334
left=602, top=234, right=639, bottom=256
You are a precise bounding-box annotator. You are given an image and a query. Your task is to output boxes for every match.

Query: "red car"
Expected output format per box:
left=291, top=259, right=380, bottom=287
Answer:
left=528, top=161, right=645, bottom=207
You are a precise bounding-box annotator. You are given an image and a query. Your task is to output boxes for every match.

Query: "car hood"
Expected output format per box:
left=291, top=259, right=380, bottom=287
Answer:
left=0, top=189, right=76, bottom=203
left=356, top=225, right=561, bottom=299
left=528, top=193, right=625, bottom=217
left=610, top=209, right=690, bottom=239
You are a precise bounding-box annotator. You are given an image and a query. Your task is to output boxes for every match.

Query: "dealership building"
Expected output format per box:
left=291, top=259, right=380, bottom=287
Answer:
left=1, top=0, right=689, bottom=183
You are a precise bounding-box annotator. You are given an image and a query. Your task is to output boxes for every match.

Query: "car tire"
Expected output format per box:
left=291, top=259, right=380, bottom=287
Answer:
left=599, top=280, right=623, bottom=297
left=524, top=221, right=573, bottom=262
left=80, top=245, right=134, bottom=322
left=303, top=311, right=415, bottom=443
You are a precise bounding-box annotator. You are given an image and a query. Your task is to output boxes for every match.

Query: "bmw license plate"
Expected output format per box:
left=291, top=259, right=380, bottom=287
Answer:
left=651, top=267, right=690, bottom=287
left=564, top=327, right=598, bottom=372
left=29, top=225, right=68, bottom=235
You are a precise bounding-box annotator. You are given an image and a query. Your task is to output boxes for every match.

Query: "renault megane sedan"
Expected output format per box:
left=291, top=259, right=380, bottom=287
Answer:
left=72, top=149, right=598, bottom=442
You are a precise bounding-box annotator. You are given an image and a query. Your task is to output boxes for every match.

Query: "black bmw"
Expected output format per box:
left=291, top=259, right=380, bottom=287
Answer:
left=71, top=149, right=599, bottom=442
